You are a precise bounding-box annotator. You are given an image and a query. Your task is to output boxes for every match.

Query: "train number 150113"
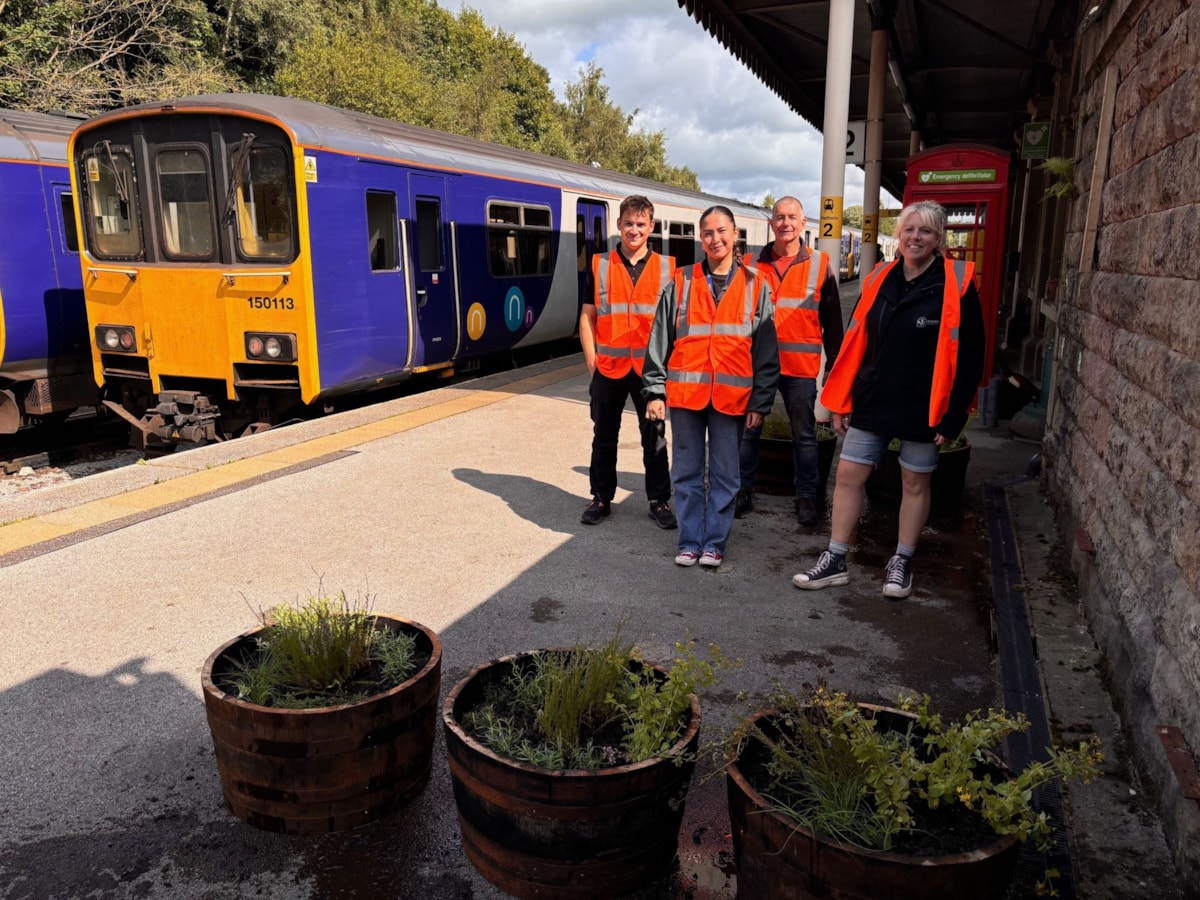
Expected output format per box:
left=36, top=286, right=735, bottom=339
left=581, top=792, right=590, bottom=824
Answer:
left=245, top=296, right=296, bottom=310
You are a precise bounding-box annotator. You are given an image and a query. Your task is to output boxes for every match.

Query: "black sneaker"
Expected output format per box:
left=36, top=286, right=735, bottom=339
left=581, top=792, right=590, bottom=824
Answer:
left=580, top=498, right=610, bottom=525
left=882, top=554, right=913, bottom=599
left=734, top=489, right=754, bottom=519
left=648, top=500, right=678, bottom=529
left=795, top=495, right=819, bottom=526
left=792, top=551, right=849, bottom=589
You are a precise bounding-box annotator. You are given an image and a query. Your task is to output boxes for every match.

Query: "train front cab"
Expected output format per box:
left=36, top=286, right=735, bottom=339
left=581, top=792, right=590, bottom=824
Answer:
left=70, top=107, right=318, bottom=449
left=903, top=144, right=1012, bottom=389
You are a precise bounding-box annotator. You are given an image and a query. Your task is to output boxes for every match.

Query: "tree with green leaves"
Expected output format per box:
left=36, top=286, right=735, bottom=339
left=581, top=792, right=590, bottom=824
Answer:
left=0, top=0, right=237, bottom=114
left=561, top=62, right=698, bottom=190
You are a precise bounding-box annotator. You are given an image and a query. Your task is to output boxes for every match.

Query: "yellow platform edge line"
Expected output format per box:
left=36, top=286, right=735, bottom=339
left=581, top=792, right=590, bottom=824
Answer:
left=0, top=364, right=579, bottom=554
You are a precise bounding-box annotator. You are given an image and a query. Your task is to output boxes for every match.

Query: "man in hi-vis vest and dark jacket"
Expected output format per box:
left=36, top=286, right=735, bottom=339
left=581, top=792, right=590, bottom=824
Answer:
left=735, top=197, right=844, bottom=526
left=579, top=195, right=678, bottom=529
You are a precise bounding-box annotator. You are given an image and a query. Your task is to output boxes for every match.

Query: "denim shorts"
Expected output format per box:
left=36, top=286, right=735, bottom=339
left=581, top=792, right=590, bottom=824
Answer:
left=839, top=426, right=939, bottom=473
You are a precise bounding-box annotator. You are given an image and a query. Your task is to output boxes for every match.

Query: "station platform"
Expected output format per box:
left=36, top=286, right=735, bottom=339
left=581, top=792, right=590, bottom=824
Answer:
left=0, top=354, right=1182, bottom=899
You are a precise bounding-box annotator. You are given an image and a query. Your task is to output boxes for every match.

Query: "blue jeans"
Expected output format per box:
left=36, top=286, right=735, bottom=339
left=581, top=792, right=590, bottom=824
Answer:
left=738, top=375, right=819, bottom=496
left=670, top=405, right=742, bottom=555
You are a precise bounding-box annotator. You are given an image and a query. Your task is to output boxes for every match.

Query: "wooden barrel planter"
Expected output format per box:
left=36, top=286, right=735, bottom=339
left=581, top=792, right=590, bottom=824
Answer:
left=864, top=441, right=972, bottom=513
left=201, top=616, right=442, bottom=835
left=753, top=431, right=837, bottom=498
left=442, top=650, right=702, bottom=899
left=726, top=707, right=1019, bottom=900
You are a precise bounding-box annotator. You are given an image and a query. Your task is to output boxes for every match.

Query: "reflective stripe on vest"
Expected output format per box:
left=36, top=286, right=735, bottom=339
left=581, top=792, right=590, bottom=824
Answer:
left=666, top=263, right=759, bottom=414
left=593, top=251, right=673, bottom=377
left=820, top=257, right=973, bottom=427
left=774, top=250, right=828, bottom=377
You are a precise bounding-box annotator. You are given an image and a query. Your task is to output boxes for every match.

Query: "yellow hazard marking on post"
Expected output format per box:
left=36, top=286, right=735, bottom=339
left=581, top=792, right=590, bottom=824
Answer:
left=819, top=196, right=843, bottom=241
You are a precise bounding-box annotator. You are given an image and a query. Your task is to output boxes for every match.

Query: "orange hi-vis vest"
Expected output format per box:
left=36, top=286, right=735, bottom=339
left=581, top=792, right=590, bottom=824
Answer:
left=821, top=257, right=974, bottom=428
left=592, top=250, right=675, bottom=378
left=765, top=249, right=830, bottom=378
left=665, top=263, right=763, bottom=416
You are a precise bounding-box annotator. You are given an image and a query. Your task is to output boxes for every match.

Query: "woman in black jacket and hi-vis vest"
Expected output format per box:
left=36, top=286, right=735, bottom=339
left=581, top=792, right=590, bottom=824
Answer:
left=792, top=200, right=984, bottom=599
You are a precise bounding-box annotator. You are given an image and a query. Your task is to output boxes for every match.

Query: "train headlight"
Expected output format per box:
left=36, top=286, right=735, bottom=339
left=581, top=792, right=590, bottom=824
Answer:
left=244, top=332, right=297, bottom=363
left=96, top=325, right=137, bottom=353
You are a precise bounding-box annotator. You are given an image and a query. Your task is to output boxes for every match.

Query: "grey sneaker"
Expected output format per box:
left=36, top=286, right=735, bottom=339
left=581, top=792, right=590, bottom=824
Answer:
left=882, top=554, right=913, bottom=599
left=792, top=551, right=849, bottom=589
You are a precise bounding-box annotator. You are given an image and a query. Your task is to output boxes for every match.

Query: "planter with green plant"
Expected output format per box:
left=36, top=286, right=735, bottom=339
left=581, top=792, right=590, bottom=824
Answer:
left=201, top=591, right=442, bottom=834
left=442, top=631, right=728, bottom=899
left=725, top=685, right=1103, bottom=900
left=754, top=399, right=838, bottom=498
left=864, top=415, right=973, bottom=512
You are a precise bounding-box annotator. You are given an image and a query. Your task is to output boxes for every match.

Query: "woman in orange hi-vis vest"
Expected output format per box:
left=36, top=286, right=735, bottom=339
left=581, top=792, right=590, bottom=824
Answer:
left=793, top=200, right=984, bottom=599
left=642, top=206, right=779, bottom=569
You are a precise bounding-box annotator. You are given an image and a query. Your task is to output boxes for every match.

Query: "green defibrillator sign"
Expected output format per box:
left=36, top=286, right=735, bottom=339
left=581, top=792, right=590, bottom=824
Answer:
left=917, top=169, right=997, bottom=184
left=1021, top=122, right=1051, bottom=160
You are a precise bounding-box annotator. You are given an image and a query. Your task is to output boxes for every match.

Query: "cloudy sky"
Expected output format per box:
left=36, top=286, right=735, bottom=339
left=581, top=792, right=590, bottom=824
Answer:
left=448, top=0, right=894, bottom=212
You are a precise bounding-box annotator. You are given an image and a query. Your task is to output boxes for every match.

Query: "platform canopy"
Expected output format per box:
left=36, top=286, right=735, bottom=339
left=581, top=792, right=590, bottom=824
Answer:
left=677, top=0, right=1076, bottom=199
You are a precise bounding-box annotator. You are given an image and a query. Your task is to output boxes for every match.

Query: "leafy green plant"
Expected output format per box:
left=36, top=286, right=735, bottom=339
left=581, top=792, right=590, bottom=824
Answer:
left=1038, top=157, right=1077, bottom=200
left=218, top=591, right=421, bottom=709
left=463, top=631, right=733, bottom=769
left=733, top=684, right=1103, bottom=855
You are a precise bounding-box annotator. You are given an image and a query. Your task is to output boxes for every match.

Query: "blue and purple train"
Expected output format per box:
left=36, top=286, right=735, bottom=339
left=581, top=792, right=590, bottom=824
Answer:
left=0, top=108, right=95, bottom=434
left=66, top=93, right=771, bottom=448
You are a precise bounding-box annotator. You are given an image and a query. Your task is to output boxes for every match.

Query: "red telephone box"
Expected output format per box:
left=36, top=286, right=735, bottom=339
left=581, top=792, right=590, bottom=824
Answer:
left=903, top=145, right=1011, bottom=387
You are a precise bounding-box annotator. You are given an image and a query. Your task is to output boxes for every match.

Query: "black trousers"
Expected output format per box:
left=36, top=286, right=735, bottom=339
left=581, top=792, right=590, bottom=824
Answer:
left=588, top=369, right=671, bottom=504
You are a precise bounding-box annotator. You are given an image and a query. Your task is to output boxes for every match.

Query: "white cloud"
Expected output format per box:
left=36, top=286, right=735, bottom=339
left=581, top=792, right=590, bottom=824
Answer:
left=450, top=0, right=893, bottom=209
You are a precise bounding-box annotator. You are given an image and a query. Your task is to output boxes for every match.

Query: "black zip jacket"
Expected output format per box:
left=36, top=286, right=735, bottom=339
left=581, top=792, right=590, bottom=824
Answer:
left=846, top=256, right=985, bottom=443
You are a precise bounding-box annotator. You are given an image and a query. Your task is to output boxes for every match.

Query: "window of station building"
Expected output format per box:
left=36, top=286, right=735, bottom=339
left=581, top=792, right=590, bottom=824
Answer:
left=156, top=147, right=215, bottom=260
left=233, top=146, right=293, bottom=261
left=648, top=222, right=664, bottom=255
left=415, top=197, right=443, bottom=271
left=81, top=146, right=142, bottom=259
left=668, top=222, right=694, bottom=266
left=365, top=191, right=398, bottom=272
left=60, top=193, right=79, bottom=252
left=488, top=201, right=553, bottom=277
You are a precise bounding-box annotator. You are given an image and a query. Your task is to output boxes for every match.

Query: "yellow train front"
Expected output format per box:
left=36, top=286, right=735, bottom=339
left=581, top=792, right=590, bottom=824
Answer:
left=69, top=99, right=323, bottom=449
left=69, top=94, right=772, bottom=450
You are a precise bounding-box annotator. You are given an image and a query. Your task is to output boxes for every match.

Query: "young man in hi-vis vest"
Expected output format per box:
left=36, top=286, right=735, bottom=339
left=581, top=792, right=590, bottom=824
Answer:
left=579, top=195, right=677, bottom=529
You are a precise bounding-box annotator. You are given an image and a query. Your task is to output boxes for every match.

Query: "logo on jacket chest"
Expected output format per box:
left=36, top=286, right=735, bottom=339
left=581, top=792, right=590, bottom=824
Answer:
left=915, top=316, right=940, bottom=329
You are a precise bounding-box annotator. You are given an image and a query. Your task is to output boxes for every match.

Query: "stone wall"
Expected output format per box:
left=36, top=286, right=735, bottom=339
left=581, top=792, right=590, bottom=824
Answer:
left=1044, top=0, right=1200, bottom=888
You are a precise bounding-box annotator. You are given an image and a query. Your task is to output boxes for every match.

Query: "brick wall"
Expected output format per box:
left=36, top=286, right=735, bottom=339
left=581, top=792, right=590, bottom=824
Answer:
left=1044, top=0, right=1200, bottom=887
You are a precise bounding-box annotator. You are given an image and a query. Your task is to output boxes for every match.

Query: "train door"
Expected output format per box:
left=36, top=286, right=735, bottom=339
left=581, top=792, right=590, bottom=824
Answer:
left=407, top=172, right=458, bottom=369
left=576, top=200, right=608, bottom=306
left=46, top=180, right=92, bottom=386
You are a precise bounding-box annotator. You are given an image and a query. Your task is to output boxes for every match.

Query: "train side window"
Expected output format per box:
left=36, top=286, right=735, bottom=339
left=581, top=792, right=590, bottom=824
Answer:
left=736, top=227, right=747, bottom=259
left=592, top=215, right=606, bottom=257
left=576, top=213, right=586, bottom=272
left=487, top=201, right=553, bottom=277
left=415, top=197, right=443, bottom=271
left=234, top=146, right=293, bottom=261
left=668, top=222, right=694, bottom=266
left=648, top=221, right=663, bottom=255
left=60, top=193, right=79, bottom=252
left=156, top=147, right=215, bottom=260
left=80, top=146, right=142, bottom=259
left=365, top=191, right=398, bottom=271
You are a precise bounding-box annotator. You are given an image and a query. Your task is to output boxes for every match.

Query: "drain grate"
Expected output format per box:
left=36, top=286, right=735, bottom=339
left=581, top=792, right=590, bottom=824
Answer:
left=983, top=477, right=1075, bottom=900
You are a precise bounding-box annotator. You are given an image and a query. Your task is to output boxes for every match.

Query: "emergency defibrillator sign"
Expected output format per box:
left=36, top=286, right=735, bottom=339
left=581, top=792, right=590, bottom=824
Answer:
left=918, top=169, right=996, bottom=184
